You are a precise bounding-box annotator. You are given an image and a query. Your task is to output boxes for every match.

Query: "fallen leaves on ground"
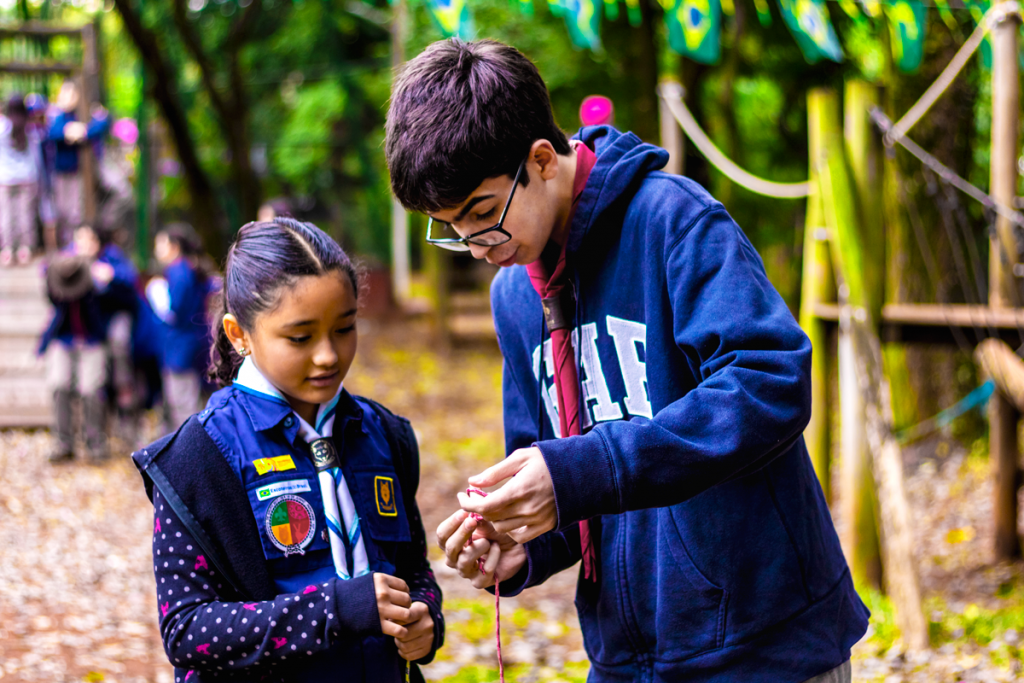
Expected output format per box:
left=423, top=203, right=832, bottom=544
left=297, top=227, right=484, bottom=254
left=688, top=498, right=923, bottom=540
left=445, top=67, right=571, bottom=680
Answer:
left=3, top=319, right=1023, bottom=682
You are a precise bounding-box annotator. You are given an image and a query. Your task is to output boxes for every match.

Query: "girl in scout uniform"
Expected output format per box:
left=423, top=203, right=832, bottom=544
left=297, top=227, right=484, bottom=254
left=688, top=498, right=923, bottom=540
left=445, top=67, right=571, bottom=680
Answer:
left=132, top=218, right=444, bottom=682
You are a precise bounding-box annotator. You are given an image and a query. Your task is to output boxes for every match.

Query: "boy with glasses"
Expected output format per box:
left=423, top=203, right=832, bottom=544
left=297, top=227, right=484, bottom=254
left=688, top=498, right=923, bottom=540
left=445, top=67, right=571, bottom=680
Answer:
left=387, top=38, right=868, bottom=683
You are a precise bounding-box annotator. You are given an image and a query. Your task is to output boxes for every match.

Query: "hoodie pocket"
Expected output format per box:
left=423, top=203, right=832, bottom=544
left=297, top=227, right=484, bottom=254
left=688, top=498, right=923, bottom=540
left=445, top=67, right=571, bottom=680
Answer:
left=653, top=506, right=727, bottom=660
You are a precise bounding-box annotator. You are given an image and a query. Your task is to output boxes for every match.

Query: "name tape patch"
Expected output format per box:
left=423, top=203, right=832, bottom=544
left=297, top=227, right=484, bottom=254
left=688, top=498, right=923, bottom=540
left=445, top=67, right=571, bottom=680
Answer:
left=256, top=479, right=312, bottom=501
left=253, top=455, right=296, bottom=476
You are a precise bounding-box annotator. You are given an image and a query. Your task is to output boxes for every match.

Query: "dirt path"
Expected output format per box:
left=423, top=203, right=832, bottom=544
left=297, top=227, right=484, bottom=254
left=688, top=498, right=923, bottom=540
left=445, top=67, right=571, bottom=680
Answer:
left=1, top=318, right=1023, bottom=682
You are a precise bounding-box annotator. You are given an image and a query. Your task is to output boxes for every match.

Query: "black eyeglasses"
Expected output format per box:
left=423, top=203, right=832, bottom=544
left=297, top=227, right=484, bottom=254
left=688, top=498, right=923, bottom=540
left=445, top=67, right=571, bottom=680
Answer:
left=425, top=158, right=527, bottom=252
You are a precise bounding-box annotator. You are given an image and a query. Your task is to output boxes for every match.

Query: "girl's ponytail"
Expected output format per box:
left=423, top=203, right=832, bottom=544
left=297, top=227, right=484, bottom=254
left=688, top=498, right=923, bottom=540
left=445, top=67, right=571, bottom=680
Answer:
left=207, top=286, right=243, bottom=387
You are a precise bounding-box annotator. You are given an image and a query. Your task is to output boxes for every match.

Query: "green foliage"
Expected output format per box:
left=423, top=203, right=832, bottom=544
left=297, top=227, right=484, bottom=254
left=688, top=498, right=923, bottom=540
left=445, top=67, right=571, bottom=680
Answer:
left=272, top=80, right=348, bottom=195
left=857, top=584, right=902, bottom=653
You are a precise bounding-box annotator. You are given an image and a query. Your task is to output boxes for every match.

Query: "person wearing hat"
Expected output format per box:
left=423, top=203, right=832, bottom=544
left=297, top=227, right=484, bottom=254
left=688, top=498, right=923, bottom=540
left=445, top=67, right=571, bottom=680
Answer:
left=39, top=224, right=136, bottom=463
left=0, top=93, right=44, bottom=266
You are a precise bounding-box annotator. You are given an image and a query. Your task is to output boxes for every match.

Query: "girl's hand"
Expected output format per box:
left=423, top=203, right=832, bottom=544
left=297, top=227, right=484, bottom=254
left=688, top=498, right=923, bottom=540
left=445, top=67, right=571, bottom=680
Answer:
left=395, top=601, right=434, bottom=661
left=373, top=573, right=412, bottom=638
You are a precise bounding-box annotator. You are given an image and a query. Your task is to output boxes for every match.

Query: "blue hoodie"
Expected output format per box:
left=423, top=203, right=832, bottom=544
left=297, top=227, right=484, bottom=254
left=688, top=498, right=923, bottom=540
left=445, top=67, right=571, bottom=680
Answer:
left=490, top=127, right=868, bottom=683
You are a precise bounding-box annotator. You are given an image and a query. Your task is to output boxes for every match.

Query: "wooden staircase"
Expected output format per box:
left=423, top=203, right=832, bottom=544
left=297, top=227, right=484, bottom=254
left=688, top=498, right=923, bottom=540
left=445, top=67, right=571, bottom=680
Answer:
left=0, top=259, right=53, bottom=427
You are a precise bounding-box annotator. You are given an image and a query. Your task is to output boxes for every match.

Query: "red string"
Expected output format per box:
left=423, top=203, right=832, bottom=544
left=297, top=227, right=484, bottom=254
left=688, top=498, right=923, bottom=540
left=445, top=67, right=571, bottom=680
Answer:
left=465, top=487, right=503, bottom=683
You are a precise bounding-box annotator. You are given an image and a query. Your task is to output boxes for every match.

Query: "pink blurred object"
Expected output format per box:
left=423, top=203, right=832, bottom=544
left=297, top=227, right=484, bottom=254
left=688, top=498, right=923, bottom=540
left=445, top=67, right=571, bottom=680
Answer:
left=580, top=95, right=614, bottom=127
left=111, top=118, right=139, bottom=145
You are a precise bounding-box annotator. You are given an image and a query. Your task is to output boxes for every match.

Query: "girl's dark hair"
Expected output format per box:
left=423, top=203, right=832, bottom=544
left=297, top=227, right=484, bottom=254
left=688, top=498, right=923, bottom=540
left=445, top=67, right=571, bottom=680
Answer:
left=208, top=217, right=359, bottom=387
left=6, top=93, right=28, bottom=152
left=159, top=221, right=214, bottom=285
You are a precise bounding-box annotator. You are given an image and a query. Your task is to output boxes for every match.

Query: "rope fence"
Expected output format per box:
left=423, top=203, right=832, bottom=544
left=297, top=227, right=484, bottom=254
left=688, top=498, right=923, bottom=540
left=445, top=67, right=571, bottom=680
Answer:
left=657, top=82, right=812, bottom=199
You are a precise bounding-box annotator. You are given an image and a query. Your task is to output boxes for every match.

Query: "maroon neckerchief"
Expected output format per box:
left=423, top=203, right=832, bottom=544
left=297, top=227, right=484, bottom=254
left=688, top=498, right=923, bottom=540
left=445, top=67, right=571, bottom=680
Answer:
left=525, top=141, right=598, bottom=580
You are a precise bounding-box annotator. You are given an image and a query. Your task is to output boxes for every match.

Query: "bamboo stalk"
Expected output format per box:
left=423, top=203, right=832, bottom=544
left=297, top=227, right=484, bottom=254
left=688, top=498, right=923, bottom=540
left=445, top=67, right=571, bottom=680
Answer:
left=988, top=9, right=1022, bottom=561
left=840, top=79, right=883, bottom=590
left=819, top=122, right=928, bottom=650
left=799, top=89, right=836, bottom=501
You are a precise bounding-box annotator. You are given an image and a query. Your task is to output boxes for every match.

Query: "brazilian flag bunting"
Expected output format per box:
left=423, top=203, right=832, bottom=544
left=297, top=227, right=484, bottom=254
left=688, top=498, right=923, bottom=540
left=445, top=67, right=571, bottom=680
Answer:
left=859, top=0, right=881, bottom=18
left=886, top=0, right=926, bottom=73
left=604, top=0, right=619, bottom=21
left=753, top=0, right=772, bottom=26
left=777, top=0, right=843, bottom=64
left=933, top=0, right=958, bottom=32
left=425, top=0, right=474, bottom=38
left=624, top=0, right=642, bottom=26
left=560, top=0, right=603, bottom=50
left=966, top=0, right=993, bottom=69
left=662, top=0, right=721, bottom=64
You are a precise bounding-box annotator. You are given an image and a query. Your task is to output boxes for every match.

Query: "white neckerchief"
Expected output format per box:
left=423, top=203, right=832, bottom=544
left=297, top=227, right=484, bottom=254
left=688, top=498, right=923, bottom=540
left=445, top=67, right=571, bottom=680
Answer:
left=234, top=356, right=369, bottom=579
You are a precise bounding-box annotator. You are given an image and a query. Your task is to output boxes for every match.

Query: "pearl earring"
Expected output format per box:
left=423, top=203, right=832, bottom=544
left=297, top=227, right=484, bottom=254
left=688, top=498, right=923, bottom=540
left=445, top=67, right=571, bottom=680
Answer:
left=238, top=347, right=249, bottom=357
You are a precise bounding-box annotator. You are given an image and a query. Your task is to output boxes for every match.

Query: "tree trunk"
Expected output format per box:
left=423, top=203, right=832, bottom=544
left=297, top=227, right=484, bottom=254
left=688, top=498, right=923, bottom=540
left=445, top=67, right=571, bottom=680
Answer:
left=111, top=0, right=224, bottom=255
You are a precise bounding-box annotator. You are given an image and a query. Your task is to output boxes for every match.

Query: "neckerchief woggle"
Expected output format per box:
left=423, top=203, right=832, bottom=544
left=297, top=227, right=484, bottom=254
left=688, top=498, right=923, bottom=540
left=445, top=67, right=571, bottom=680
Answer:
left=235, top=357, right=369, bottom=579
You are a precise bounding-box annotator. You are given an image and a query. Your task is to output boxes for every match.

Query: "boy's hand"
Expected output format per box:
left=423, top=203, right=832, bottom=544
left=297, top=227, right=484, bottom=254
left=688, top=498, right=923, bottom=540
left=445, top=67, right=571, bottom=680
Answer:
left=395, top=601, right=434, bottom=661
left=436, top=511, right=527, bottom=589
left=456, top=447, right=556, bottom=544
left=373, top=573, right=412, bottom=638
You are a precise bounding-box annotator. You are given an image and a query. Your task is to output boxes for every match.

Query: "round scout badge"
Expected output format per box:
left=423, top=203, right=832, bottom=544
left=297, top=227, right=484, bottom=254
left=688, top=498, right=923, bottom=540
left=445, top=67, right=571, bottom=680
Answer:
left=265, top=495, right=316, bottom=556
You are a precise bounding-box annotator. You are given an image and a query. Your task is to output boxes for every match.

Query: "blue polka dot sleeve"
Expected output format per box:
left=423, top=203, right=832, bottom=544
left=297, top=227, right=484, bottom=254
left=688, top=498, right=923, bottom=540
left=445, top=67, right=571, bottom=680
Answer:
left=151, top=488, right=379, bottom=675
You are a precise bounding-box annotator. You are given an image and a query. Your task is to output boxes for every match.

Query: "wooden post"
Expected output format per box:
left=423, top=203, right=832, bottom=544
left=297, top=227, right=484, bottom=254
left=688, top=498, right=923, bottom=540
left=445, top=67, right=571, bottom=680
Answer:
left=840, top=79, right=883, bottom=589
left=659, top=80, right=685, bottom=176
left=390, top=0, right=412, bottom=306
left=799, top=89, right=836, bottom=502
left=976, top=339, right=1024, bottom=412
left=988, top=8, right=1022, bottom=561
left=79, top=23, right=98, bottom=224
left=818, top=115, right=929, bottom=649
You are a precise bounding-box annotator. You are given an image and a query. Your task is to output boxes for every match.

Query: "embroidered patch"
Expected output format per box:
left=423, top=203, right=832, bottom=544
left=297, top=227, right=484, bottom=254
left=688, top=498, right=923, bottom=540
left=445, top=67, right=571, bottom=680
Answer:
left=253, top=455, right=296, bottom=476
left=256, top=479, right=312, bottom=501
left=265, top=495, right=316, bottom=555
left=375, top=476, right=398, bottom=516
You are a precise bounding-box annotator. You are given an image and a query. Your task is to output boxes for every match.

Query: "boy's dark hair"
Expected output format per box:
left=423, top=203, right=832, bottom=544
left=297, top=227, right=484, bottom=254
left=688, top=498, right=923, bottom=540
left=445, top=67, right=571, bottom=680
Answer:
left=386, top=38, right=571, bottom=213
left=208, top=217, right=359, bottom=387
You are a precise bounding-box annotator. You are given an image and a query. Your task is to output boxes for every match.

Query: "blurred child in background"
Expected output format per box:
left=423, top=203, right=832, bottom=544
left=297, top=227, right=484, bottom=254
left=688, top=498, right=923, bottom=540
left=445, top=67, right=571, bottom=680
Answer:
left=48, top=80, right=109, bottom=247
left=0, top=93, right=43, bottom=266
left=40, top=224, right=135, bottom=463
left=91, top=224, right=143, bottom=418
left=146, top=222, right=216, bottom=432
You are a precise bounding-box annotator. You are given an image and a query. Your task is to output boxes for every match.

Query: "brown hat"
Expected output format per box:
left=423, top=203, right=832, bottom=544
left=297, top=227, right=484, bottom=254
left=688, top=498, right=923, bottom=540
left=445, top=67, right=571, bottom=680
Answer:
left=47, top=255, right=94, bottom=302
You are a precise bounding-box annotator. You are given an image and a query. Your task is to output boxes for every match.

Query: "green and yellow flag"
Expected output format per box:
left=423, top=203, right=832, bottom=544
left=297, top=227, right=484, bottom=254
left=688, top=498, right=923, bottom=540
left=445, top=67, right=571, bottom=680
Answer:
left=662, top=0, right=721, bottom=64
left=886, top=0, right=926, bottom=73
left=425, top=0, right=474, bottom=38
left=753, top=0, right=772, bottom=26
left=966, top=0, right=993, bottom=69
left=777, top=0, right=843, bottom=64
left=933, top=0, right=958, bottom=32
left=559, top=0, right=603, bottom=50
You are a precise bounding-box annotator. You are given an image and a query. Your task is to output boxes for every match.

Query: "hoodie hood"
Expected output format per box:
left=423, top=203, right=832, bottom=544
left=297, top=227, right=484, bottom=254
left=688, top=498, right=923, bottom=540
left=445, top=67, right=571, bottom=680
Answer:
left=567, top=126, right=670, bottom=254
